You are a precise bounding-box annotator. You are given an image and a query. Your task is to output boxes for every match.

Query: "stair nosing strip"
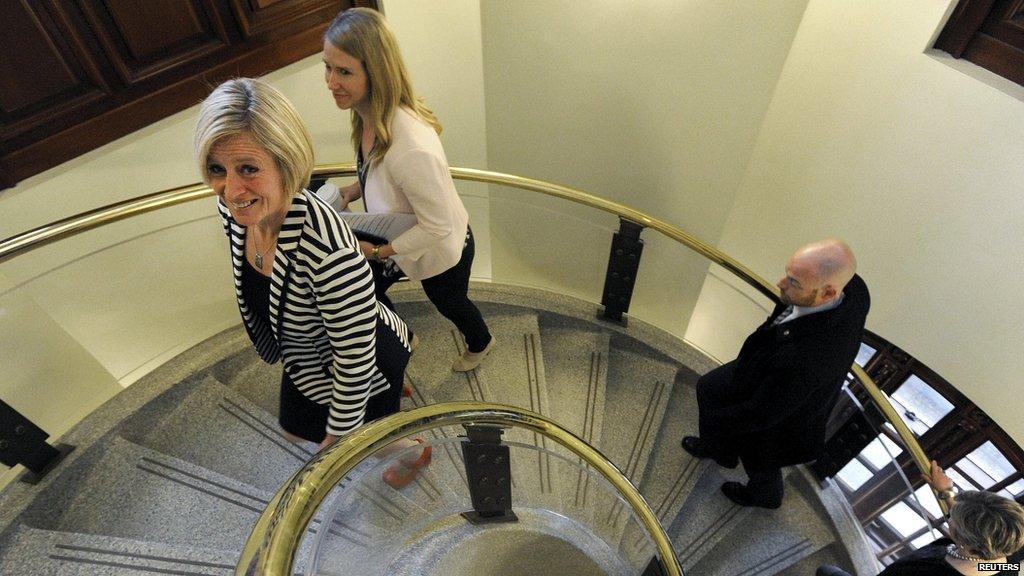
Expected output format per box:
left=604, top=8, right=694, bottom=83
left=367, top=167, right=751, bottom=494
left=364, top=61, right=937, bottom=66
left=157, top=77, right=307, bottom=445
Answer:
left=221, top=395, right=312, bottom=457
left=625, top=379, right=665, bottom=477
left=659, top=457, right=701, bottom=517
left=585, top=351, right=601, bottom=444
left=136, top=463, right=264, bottom=515
left=47, top=554, right=225, bottom=576
left=679, top=504, right=744, bottom=565
left=139, top=456, right=267, bottom=506
left=634, top=379, right=667, bottom=476
left=739, top=539, right=813, bottom=576
left=352, top=487, right=405, bottom=521
left=52, top=543, right=234, bottom=570
left=218, top=399, right=308, bottom=462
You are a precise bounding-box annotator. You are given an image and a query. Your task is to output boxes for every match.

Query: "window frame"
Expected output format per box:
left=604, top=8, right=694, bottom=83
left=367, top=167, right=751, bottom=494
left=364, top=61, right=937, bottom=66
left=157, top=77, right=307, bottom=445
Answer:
left=832, top=330, right=1024, bottom=564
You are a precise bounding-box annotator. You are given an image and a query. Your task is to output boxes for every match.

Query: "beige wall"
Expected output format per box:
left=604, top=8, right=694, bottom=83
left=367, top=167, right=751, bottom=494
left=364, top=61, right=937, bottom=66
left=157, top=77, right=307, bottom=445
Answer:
left=479, top=0, right=810, bottom=334
left=690, top=0, right=1024, bottom=443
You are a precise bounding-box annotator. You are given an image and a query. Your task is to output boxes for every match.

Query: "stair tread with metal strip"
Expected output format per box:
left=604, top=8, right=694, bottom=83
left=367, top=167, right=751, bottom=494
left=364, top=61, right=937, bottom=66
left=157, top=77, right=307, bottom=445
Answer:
left=0, top=525, right=240, bottom=576
left=686, top=473, right=837, bottom=576
left=532, top=323, right=611, bottom=527
left=118, top=373, right=312, bottom=492
left=18, top=436, right=276, bottom=550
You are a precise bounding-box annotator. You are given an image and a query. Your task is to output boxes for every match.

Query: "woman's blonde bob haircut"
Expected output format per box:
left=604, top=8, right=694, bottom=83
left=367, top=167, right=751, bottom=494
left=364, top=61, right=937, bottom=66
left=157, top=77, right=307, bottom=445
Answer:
left=324, top=7, right=440, bottom=165
left=195, top=78, right=314, bottom=199
left=950, top=490, right=1024, bottom=559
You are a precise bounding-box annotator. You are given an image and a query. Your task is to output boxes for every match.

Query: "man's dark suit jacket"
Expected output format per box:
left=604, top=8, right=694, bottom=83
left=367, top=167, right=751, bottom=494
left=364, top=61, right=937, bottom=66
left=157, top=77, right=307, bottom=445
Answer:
left=697, top=274, right=870, bottom=471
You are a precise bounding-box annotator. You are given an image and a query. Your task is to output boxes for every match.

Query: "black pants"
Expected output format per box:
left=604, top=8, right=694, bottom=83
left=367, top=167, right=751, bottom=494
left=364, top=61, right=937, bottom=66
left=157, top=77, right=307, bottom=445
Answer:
left=743, top=468, right=784, bottom=506
left=370, top=228, right=491, bottom=353
left=696, top=361, right=784, bottom=506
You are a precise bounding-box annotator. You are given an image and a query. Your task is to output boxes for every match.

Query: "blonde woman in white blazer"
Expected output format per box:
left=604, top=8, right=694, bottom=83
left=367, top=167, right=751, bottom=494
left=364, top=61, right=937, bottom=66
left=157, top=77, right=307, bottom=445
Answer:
left=320, top=8, right=493, bottom=372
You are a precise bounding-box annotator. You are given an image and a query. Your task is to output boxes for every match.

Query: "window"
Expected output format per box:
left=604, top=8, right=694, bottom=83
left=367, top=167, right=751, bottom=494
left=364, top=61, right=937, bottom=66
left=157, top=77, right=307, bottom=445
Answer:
left=827, top=331, right=1024, bottom=565
left=838, top=459, right=873, bottom=491
left=949, top=441, right=1021, bottom=492
left=855, top=343, right=877, bottom=367
left=889, top=375, right=955, bottom=437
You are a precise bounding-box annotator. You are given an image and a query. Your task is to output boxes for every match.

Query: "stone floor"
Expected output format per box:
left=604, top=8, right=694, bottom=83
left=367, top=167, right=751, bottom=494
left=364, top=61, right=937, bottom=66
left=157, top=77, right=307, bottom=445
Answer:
left=0, top=283, right=867, bottom=575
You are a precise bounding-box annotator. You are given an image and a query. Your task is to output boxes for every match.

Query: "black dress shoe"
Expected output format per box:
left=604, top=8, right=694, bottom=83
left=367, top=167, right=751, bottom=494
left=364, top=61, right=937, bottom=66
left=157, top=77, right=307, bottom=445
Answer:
left=721, top=481, right=781, bottom=509
left=681, top=436, right=739, bottom=469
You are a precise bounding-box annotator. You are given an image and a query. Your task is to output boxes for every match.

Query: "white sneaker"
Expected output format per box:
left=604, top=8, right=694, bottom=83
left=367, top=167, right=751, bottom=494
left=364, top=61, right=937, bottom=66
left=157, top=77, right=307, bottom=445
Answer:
left=452, top=338, right=495, bottom=372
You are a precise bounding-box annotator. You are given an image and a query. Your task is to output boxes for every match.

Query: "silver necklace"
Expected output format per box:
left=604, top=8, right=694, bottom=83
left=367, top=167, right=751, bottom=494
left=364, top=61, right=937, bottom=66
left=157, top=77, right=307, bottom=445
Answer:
left=251, top=230, right=274, bottom=270
left=946, top=543, right=984, bottom=562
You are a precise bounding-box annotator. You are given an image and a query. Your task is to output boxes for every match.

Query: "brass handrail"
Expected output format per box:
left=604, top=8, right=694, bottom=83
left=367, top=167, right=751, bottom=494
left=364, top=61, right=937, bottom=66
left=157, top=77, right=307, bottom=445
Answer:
left=0, top=164, right=941, bottom=513
left=234, top=402, right=683, bottom=576
left=0, top=183, right=211, bottom=265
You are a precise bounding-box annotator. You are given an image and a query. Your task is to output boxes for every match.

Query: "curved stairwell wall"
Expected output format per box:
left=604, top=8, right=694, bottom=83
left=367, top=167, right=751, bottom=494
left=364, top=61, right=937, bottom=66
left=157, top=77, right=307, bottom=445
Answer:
left=0, top=283, right=861, bottom=575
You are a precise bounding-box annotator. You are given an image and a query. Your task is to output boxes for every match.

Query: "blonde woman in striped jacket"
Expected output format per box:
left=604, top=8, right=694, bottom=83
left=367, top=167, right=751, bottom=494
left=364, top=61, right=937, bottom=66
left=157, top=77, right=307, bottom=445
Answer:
left=196, top=78, right=431, bottom=488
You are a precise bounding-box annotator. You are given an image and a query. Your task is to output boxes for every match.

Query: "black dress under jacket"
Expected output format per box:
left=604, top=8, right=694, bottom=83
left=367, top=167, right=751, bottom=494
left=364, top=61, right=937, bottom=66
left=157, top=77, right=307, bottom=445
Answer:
left=697, top=274, right=870, bottom=472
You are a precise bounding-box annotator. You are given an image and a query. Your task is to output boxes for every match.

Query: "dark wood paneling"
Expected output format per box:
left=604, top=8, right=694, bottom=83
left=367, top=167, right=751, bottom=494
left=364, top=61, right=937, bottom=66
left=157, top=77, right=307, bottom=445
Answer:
left=0, top=2, right=81, bottom=112
left=935, top=0, right=999, bottom=57
left=0, top=1, right=109, bottom=142
left=0, top=0, right=376, bottom=189
left=79, top=0, right=230, bottom=84
left=935, top=0, right=1024, bottom=87
left=229, top=0, right=343, bottom=39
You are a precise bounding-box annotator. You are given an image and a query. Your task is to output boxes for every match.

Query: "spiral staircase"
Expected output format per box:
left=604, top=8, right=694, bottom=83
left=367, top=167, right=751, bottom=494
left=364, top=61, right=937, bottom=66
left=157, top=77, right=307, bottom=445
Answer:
left=0, top=280, right=863, bottom=575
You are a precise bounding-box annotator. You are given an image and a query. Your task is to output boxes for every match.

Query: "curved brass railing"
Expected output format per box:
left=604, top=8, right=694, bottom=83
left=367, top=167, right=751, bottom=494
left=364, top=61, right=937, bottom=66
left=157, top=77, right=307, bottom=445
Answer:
left=0, top=166, right=942, bottom=515
left=235, top=402, right=682, bottom=576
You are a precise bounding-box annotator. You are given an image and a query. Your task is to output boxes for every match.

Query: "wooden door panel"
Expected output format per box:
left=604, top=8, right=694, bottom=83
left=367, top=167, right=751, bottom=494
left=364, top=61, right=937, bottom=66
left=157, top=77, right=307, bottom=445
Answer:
left=229, top=0, right=345, bottom=38
left=0, top=1, right=108, bottom=141
left=78, top=0, right=230, bottom=84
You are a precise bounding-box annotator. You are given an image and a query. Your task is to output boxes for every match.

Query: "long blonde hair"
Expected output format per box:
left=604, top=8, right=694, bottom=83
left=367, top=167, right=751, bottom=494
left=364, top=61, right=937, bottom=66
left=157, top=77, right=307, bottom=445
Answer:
left=324, top=7, right=441, bottom=164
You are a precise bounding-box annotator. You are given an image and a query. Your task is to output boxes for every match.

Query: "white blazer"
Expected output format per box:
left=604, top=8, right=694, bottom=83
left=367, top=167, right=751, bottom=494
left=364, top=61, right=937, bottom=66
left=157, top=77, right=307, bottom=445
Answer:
left=363, top=107, right=470, bottom=281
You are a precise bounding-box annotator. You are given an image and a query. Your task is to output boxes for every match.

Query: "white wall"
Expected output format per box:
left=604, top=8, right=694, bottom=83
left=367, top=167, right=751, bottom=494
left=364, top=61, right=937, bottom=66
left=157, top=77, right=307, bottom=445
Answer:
left=479, top=0, right=810, bottom=336
left=691, top=0, right=1024, bottom=442
left=0, top=1, right=489, bottom=482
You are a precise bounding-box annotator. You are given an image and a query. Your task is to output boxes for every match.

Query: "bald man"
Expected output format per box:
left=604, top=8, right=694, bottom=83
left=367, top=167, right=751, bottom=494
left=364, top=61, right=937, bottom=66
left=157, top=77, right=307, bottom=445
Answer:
left=683, top=239, right=870, bottom=508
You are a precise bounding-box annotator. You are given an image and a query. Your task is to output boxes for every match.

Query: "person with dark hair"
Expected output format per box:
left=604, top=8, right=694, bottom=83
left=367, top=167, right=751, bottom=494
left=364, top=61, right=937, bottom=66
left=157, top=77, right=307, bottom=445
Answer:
left=196, top=77, right=431, bottom=488
left=682, top=239, right=870, bottom=508
left=817, top=461, right=1024, bottom=575
left=318, top=7, right=493, bottom=372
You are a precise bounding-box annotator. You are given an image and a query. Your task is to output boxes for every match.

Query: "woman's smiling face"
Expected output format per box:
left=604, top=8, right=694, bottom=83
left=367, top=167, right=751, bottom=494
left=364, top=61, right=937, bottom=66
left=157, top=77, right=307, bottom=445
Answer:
left=207, top=132, right=289, bottom=229
left=323, top=41, right=370, bottom=113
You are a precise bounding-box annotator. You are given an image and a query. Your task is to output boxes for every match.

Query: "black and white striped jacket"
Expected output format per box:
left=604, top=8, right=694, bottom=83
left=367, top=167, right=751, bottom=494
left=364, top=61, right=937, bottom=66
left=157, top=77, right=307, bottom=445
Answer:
left=218, top=190, right=411, bottom=436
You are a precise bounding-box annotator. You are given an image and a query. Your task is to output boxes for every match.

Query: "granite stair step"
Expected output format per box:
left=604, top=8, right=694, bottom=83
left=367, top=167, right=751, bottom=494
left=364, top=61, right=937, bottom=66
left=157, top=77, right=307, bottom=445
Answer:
left=18, top=437, right=273, bottom=551
left=0, top=525, right=239, bottom=576
left=623, top=373, right=708, bottom=556
left=209, top=345, right=282, bottom=417
left=685, top=474, right=836, bottom=576
left=594, top=343, right=677, bottom=535
left=402, top=308, right=558, bottom=503
left=400, top=304, right=492, bottom=405
left=118, top=373, right=313, bottom=492
left=666, top=465, right=753, bottom=571
left=783, top=541, right=854, bottom=576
